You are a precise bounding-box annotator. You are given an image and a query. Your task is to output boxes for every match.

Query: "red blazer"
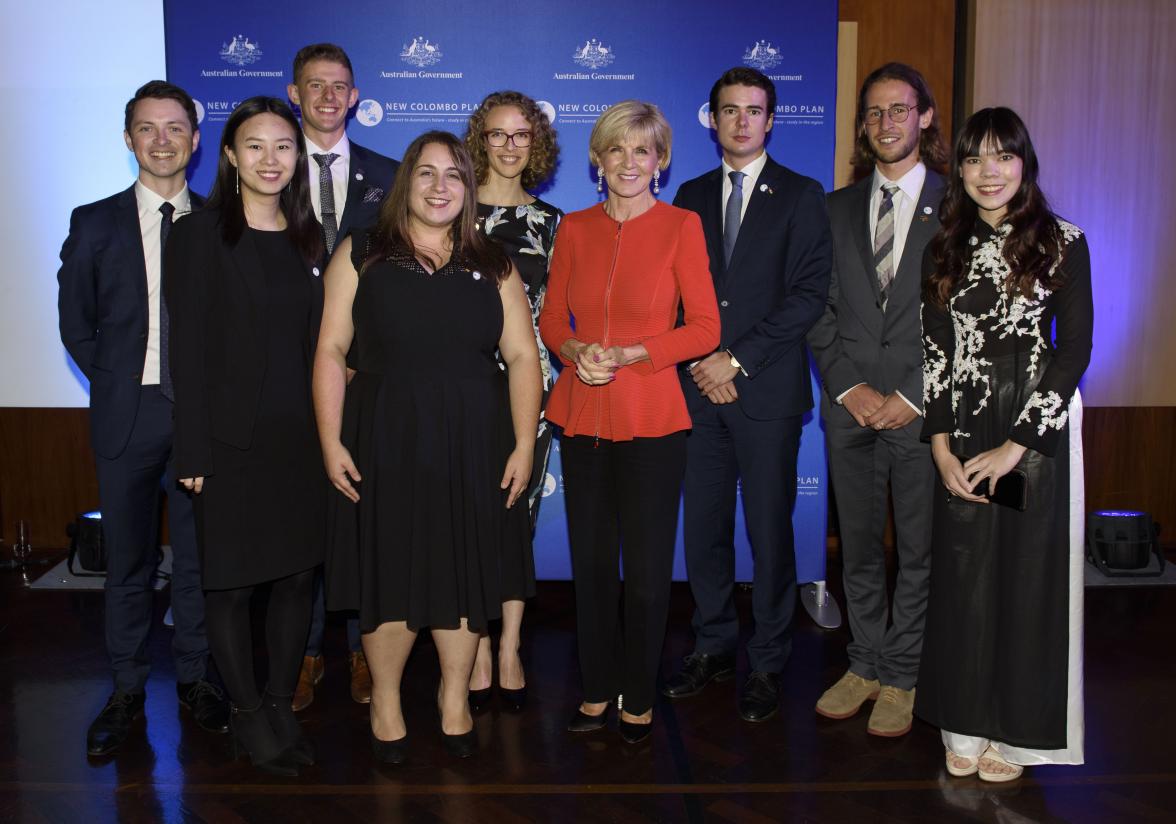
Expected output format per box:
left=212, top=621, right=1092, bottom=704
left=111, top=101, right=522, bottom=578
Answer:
left=539, top=201, right=720, bottom=441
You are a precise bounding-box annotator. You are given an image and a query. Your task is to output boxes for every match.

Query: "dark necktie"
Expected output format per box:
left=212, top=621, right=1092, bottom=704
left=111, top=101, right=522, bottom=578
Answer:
left=723, top=170, right=745, bottom=267
left=874, top=182, right=899, bottom=309
left=158, top=201, right=176, bottom=400
left=314, top=152, right=340, bottom=254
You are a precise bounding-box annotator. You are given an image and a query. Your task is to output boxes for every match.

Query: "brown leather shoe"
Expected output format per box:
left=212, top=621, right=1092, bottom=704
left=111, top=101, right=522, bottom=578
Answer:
left=350, top=651, right=372, bottom=704
left=866, top=685, right=915, bottom=737
left=815, top=671, right=880, bottom=719
left=292, top=655, right=324, bottom=712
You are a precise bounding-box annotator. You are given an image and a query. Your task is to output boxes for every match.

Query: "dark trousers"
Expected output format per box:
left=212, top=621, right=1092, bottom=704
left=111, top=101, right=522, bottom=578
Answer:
left=825, top=401, right=934, bottom=689
left=683, top=403, right=801, bottom=674
left=306, top=572, right=361, bottom=657
left=93, top=386, right=207, bottom=693
left=562, top=432, right=687, bottom=716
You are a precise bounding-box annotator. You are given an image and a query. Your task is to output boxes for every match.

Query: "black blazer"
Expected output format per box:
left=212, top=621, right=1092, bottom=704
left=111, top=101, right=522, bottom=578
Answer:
left=335, top=141, right=399, bottom=251
left=163, top=208, right=323, bottom=479
left=673, top=155, right=832, bottom=420
left=57, top=185, right=205, bottom=459
left=808, top=170, right=945, bottom=409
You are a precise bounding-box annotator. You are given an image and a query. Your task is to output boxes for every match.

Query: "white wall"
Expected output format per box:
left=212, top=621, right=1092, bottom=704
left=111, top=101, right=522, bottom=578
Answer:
left=0, top=1, right=166, bottom=406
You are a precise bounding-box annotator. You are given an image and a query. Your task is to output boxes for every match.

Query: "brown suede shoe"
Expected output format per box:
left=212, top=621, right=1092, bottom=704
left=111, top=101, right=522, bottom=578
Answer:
left=292, top=655, right=324, bottom=712
left=815, top=671, right=880, bottom=719
left=866, top=685, right=915, bottom=737
left=350, top=651, right=372, bottom=704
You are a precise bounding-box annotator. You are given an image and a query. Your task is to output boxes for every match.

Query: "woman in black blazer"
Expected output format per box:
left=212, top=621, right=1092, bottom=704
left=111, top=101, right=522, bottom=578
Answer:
left=164, top=96, right=325, bottom=776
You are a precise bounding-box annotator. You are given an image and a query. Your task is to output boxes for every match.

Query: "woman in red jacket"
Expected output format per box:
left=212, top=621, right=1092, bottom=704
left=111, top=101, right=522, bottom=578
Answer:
left=539, top=100, right=720, bottom=744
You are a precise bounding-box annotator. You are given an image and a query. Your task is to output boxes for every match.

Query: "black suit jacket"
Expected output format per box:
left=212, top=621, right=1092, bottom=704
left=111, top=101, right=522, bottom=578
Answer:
left=808, top=169, right=945, bottom=409
left=57, top=185, right=205, bottom=459
left=673, top=155, right=832, bottom=420
left=162, top=208, right=323, bottom=479
left=333, top=140, right=399, bottom=251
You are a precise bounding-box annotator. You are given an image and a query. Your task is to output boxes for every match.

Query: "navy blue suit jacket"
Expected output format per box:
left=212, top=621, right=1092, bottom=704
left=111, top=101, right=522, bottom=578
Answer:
left=335, top=141, right=399, bottom=250
left=57, top=185, right=205, bottom=459
left=673, top=155, right=832, bottom=420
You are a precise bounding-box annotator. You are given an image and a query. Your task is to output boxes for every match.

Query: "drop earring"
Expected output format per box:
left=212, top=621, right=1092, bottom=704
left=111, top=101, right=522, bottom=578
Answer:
left=653, top=169, right=660, bottom=195
left=235, top=167, right=239, bottom=195
left=596, top=167, right=604, bottom=193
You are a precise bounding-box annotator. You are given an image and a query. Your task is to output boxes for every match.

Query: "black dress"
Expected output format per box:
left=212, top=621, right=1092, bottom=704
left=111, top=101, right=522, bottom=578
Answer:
left=916, top=219, right=1092, bottom=761
left=197, top=228, right=326, bottom=590
left=324, top=234, right=534, bottom=632
left=476, top=199, right=562, bottom=526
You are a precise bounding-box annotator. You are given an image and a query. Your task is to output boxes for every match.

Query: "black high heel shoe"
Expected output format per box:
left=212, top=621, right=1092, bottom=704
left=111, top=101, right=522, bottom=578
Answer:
left=230, top=702, right=300, bottom=776
left=371, top=730, right=409, bottom=765
left=499, top=685, right=527, bottom=712
left=262, top=687, right=315, bottom=766
left=618, top=716, right=653, bottom=744
left=467, top=687, right=492, bottom=712
left=566, top=700, right=610, bottom=733
left=442, top=728, right=477, bottom=758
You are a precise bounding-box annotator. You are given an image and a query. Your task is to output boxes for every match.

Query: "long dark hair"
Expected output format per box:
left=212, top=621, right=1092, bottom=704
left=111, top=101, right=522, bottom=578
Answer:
left=206, top=96, right=322, bottom=264
left=924, top=107, right=1064, bottom=306
left=365, top=131, right=510, bottom=283
left=852, top=62, right=948, bottom=172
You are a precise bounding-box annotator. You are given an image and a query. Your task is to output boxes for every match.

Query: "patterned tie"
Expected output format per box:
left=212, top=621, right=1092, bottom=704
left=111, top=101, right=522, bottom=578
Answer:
left=314, top=152, right=340, bottom=254
left=723, top=170, right=745, bottom=267
left=158, top=201, right=176, bottom=401
left=874, top=182, right=899, bottom=309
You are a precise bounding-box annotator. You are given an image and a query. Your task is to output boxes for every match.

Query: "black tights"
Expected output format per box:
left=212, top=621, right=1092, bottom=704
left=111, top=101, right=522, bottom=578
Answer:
left=205, top=567, right=316, bottom=709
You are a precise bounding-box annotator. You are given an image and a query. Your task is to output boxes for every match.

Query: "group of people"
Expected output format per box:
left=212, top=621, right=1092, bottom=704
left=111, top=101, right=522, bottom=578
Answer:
left=59, top=40, right=1091, bottom=783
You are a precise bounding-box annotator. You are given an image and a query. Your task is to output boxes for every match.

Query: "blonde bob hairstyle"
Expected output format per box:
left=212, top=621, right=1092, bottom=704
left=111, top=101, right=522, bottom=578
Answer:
left=588, top=100, right=672, bottom=171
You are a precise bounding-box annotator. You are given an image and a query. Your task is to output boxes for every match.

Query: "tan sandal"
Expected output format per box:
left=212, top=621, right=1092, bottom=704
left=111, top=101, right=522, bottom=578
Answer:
left=945, top=749, right=979, bottom=777
left=977, top=745, right=1023, bottom=782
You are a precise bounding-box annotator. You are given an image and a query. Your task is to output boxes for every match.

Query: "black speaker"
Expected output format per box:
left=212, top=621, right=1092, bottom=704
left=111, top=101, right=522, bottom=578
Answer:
left=1086, top=510, right=1164, bottom=578
left=66, top=510, right=106, bottom=577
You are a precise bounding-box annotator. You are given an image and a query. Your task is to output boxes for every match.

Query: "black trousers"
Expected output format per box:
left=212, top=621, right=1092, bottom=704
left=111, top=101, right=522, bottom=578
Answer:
left=93, top=386, right=207, bottom=692
left=561, top=432, right=687, bottom=716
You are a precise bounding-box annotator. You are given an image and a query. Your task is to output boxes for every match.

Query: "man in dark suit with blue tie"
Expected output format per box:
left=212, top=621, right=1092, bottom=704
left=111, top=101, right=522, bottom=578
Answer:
left=807, top=63, right=947, bottom=737
left=58, top=81, right=228, bottom=756
left=667, top=67, right=832, bottom=721
left=286, top=43, right=400, bottom=710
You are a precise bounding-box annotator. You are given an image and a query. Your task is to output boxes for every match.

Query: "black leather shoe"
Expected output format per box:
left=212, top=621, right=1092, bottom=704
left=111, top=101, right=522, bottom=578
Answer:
left=662, top=653, right=736, bottom=698
left=87, top=690, right=146, bottom=756
left=618, top=718, right=652, bottom=744
left=177, top=680, right=230, bottom=734
left=566, top=703, right=610, bottom=733
left=442, top=729, right=477, bottom=758
left=738, top=671, right=780, bottom=722
left=371, top=730, right=409, bottom=765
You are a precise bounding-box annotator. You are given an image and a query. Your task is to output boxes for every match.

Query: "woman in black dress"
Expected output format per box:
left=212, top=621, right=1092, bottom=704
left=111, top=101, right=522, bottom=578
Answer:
left=165, top=97, right=325, bottom=776
left=918, top=107, right=1092, bottom=781
left=462, top=91, right=561, bottom=710
left=315, top=131, right=541, bottom=762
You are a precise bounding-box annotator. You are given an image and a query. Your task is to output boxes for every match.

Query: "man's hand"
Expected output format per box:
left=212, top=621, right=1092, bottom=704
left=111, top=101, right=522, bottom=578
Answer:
left=706, top=383, right=739, bottom=405
left=841, top=384, right=885, bottom=427
left=691, top=351, right=740, bottom=395
left=864, top=393, right=919, bottom=431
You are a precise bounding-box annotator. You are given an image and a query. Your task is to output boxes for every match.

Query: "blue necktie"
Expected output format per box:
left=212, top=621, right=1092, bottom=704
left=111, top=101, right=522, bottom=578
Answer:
left=158, top=201, right=176, bottom=401
left=723, top=170, right=745, bottom=267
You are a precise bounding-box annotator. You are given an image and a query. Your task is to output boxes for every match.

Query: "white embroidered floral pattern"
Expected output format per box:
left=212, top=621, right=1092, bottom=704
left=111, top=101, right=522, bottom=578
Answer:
left=1015, top=390, right=1068, bottom=436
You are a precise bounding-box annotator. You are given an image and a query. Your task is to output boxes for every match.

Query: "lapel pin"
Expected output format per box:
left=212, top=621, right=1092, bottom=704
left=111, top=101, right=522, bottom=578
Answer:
left=923, top=206, right=932, bottom=215
left=355, top=172, right=364, bottom=181
left=312, top=267, right=321, bottom=277
left=472, top=271, right=482, bottom=281
left=759, top=183, right=773, bottom=194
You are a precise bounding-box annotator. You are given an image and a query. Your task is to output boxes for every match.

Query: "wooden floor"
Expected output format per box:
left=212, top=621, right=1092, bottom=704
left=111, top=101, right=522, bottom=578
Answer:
left=2, top=552, right=1175, bottom=823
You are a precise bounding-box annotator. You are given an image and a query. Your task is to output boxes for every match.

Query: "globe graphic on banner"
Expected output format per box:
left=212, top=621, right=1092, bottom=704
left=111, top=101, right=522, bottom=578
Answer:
left=356, top=99, right=383, bottom=127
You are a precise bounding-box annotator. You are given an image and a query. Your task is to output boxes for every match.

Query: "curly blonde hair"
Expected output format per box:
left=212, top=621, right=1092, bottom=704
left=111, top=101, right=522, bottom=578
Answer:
left=464, top=90, right=559, bottom=190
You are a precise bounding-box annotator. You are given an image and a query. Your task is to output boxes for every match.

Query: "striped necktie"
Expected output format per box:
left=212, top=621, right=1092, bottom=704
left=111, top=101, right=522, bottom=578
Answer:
left=874, top=182, right=899, bottom=309
left=314, top=152, right=340, bottom=254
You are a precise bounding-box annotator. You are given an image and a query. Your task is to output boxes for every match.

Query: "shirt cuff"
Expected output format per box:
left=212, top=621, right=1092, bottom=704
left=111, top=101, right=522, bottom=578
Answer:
left=836, top=382, right=866, bottom=404
left=895, top=390, right=923, bottom=416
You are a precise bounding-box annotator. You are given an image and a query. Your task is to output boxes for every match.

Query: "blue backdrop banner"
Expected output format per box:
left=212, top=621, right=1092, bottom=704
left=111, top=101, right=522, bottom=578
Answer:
left=164, top=0, right=838, bottom=583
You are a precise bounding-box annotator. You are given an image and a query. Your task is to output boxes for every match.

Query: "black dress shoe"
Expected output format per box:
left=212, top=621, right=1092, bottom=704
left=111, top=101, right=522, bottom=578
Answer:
left=468, top=687, right=492, bottom=712
left=229, top=703, right=300, bottom=777
left=371, top=730, right=409, bottom=765
left=738, top=671, right=780, bottom=722
left=87, top=690, right=146, bottom=756
left=499, top=685, right=527, bottom=712
left=566, top=703, right=610, bottom=733
left=177, top=680, right=230, bottom=734
left=442, top=728, right=477, bottom=758
left=618, top=718, right=652, bottom=744
left=662, top=653, right=736, bottom=698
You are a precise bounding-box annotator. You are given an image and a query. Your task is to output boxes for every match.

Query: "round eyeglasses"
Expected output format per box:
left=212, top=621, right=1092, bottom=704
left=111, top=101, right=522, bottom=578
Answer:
left=483, top=129, right=533, bottom=148
left=863, top=104, right=917, bottom=125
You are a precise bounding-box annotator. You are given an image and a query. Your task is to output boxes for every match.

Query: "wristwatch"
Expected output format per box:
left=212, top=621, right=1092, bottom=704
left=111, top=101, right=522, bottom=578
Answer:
left=726, top=350, right=746, bottom=375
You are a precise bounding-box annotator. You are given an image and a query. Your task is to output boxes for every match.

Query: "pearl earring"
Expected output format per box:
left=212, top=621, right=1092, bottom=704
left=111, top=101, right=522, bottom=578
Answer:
left=235, top=167, right=239, bottom=195
left=653, top=169, right=660, bottom=195
left=596, top=167, right=604, bottom=193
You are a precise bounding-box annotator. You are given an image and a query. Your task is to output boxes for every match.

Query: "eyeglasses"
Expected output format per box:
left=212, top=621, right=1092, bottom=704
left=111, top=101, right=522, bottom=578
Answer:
left=483, top=129, right=532, bottom=148
left=863, top=104, right=917, bottom=125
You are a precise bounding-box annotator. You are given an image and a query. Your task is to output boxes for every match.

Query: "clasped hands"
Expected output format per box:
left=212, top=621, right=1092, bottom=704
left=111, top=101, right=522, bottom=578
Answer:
left=931, top=436, right=1027, bottom=504
left=842, top=384, right=918, bottom=430
left=689, top=351, right=740, bottom=405
left=573, top=342, right=627, bottom=385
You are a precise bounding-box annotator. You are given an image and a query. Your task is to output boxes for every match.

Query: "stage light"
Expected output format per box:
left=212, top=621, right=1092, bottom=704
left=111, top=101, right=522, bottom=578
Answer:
left=1086, top=510, right=1165, bottom=578
left=66, top=510, right=105, bottom=576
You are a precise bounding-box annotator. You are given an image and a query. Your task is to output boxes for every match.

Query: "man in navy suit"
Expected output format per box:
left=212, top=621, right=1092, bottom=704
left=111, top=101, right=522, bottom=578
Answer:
left=286, top=43, right=400, bottom=710
left=58, top=80, right=228, bottom=756
left=807, top=63, right=947, bottom=737
left=667, top=67, right=832, bottom=721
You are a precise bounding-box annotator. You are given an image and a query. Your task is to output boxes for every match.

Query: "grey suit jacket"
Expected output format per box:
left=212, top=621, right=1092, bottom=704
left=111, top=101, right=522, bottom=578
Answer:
left=807, top=169, right=944, bottom=411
